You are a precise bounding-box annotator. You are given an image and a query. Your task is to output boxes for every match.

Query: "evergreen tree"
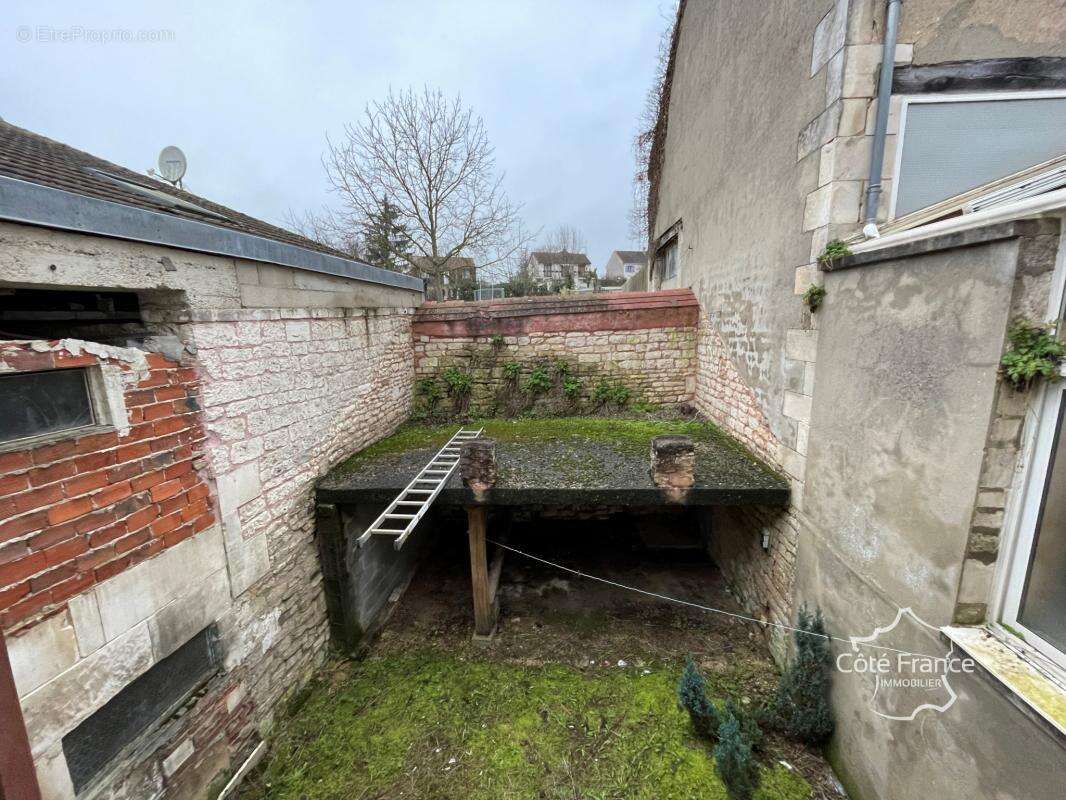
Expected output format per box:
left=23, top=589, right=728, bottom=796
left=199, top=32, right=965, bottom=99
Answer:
left=361, top=196, right=409, bottom=271
left=714, top=706, right=761, bottom=800
left=765, top=605, right=834, bottom=745
left=677, top=656, right=720, bottom=738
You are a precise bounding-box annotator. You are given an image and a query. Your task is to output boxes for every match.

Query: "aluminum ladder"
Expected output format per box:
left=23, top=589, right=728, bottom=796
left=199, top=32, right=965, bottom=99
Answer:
left=355, top=427, right=483, bottom=550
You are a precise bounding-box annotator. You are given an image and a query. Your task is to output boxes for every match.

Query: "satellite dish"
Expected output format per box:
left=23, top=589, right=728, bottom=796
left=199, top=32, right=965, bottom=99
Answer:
left=157, top=146, right=187, bottom=185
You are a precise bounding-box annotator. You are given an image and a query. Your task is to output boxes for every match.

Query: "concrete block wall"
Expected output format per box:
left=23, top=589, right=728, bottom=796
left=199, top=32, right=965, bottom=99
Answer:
left=412, top=290, right=699, bottom=415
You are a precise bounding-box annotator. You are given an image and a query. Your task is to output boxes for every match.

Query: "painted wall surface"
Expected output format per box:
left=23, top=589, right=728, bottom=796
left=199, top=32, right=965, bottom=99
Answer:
left=0, top=222, right=420, bottom=799
left=800, top=231, right=1064, bottom=800
left=653, top=1, right=824, bottom=444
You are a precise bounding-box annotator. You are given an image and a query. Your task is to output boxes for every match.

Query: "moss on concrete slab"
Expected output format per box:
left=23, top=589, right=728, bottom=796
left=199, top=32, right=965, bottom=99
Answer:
left=322, top=417, right=786, bottom=504
left=236, top=652, right=811, bottom=800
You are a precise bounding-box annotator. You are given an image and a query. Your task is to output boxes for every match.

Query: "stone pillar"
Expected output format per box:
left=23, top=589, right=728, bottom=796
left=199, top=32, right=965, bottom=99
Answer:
left=460, top=439, right=497, bottom=497
left=461, top=438, right=498, bottom=638
left=650, top=434, right=696, bottom=501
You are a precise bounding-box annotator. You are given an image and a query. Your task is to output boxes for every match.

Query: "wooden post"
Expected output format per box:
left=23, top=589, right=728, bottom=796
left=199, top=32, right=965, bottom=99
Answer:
left=466, top=506, right=495, bottom=637
left=0, top=632, right=42, bottom=800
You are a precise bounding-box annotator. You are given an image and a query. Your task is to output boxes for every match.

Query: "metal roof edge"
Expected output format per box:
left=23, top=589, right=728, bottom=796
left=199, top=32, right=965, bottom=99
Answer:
left=0, top=175, right=425, bottom=293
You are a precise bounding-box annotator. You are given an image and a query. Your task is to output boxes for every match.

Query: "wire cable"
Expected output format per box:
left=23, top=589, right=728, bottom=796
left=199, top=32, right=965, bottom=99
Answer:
left=487, top=538, right=945, bottom=660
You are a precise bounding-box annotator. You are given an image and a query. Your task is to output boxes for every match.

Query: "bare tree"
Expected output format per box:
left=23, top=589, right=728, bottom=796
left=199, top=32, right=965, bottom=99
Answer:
left=542, top=224, right=587, bottom=255
left=285, top=207, right=362, bottom=259
left=321, top=87, right=530, bottom=299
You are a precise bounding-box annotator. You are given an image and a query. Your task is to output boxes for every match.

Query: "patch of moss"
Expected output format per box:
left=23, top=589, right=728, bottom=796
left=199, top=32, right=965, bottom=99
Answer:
left=328, top=417, right=783, bottom=487
left=236, top=653, right=811, bottom=800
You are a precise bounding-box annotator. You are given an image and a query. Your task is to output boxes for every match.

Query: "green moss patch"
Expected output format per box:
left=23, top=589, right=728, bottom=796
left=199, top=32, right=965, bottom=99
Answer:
left=329, top=417, right=780, bottom=485
left=237, top=652, right=810, bottom=800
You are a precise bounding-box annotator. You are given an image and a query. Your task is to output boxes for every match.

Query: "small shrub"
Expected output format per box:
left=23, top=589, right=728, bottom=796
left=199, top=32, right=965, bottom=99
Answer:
left=553, top=359, right=572, bottom=378
left=561, top=376, right=582, bottom=398
left=714, top=706, right=761, bottom=800
left=1000, top=318, right=1065, bottom=391
left=592, top=379, right=631, bottom=409
left=414, top=377, right=442, bottom=406
left=817, top=238, right=851, bottom=266
left=677, top=657, right=720, bottom=739
left=802, top=284, right=826, bottom=312
left=765, top=605, right=834, bottom=745
left=490, top=334, right=505, bottom=349
left=502, top=362, right=521, bottom=382
left=441, top=367, right=472, bottom=397
left=523, top=365, right=552, bottom=394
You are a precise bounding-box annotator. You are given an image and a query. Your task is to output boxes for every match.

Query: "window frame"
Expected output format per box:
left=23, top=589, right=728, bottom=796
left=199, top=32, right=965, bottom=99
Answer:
left=888, top=89, right=1066, bottom=222
left=0, top=365, right=116, bottom=453
left=991, top=230, right=1066, bottom=672
left=654, top=220, right=682, bottom=288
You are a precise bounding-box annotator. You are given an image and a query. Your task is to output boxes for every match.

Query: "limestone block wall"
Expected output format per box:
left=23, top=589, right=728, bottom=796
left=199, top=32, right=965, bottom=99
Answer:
left=0, top=222, right=421, bottom=800
left=412, top=290, right=699, bottom=416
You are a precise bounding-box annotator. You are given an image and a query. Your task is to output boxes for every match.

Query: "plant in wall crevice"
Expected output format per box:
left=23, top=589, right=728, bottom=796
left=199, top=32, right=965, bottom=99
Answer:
left=441, top=367, right=473, bottom=414
left=1000, top=318, right=1065, bottom=391
left=502, top=361, right=521, bottom=383
left=523, top=365, right=552, bottom=395
left=817, top=239, right=851, bottom=267
left=802, top=284, right=826, bottom=312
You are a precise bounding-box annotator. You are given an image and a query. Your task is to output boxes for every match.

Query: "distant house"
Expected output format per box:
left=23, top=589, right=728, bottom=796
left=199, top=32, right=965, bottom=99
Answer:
left=604, top=250, right=647, bottom=281
left=526, top=251, right=592, bottom=287
left=410, top=255, right=477, bottom=300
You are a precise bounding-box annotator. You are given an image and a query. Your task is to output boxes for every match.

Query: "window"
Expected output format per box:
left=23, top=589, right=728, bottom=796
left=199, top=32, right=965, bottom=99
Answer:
left=891, top=92, right=1066, bottom=218
left=1000, top=372, right=1066, bottom=669
left=624, top=264, right=638, bottom=275
left=62, top=626, right=219, bottom=794
left=655, top=239, right=678, bottom=284
left=0, top=368, right=97, bottom=445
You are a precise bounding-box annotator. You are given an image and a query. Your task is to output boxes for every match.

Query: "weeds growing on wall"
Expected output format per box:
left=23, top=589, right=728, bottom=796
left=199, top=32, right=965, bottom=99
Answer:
left=592, top=378, right=631, bottom=410
left=442, top=367, right=473, bottom=414
left=1000, top=318, right=1065, bottom=391
left=523, top=365, right=552, bottom=395
left=801, top=284, right=826, bottom=312
left=817, top=239, right=851, bottom=267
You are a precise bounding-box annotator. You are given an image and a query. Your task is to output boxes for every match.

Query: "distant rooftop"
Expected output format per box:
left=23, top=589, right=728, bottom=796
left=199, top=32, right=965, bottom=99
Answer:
left=611, top=250, right=648, bottom=264
left=529, top=251, right=592, bottom=267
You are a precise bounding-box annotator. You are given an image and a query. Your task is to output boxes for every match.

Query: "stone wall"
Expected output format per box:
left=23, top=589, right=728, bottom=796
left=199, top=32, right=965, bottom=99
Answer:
left=411, top=290, right=698, bottom=416
left=0, top=222, right=421, bottom=800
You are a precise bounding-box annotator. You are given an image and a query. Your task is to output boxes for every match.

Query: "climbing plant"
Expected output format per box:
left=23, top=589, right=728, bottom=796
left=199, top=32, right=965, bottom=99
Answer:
left=1000, top=319, right=1065, bottom=391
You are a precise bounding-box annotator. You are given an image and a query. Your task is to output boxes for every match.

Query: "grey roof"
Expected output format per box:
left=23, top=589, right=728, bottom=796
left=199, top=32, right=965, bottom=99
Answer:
left=530, top=250, right=592, bottom=267
left=0, top=121, right=423, bottom=291
left=611, top=250, right=648, bottom=264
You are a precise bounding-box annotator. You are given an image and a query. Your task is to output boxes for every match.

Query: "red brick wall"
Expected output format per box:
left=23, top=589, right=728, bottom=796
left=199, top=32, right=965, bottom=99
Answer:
left=0, top=341, right=215, bottom=632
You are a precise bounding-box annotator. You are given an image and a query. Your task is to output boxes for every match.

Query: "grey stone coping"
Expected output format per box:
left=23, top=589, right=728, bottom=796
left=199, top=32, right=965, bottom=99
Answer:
left=317, top=421, right=790, bottom=508
left=827, top=219, right=1057, bottom=272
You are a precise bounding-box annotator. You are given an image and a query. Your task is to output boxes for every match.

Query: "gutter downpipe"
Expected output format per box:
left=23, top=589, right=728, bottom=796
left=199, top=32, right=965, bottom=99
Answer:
left=862, top=0, right=903, bottom=238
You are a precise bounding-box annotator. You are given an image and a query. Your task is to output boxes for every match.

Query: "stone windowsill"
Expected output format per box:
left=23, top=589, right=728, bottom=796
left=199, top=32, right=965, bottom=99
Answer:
left=941, top=625, right=1066, bottom=744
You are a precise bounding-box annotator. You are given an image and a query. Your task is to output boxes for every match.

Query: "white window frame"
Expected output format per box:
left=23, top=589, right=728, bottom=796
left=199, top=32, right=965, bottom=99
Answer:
left=888, top=89, right=1066, bottom=222
left=991, top=213, right=1066, bottom=671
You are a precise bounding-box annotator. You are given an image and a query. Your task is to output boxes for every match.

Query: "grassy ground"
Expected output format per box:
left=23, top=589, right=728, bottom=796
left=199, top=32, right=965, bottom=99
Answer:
left=237, top=530, right=836, bottom=800
left=237, top=653, right=810, bottom=800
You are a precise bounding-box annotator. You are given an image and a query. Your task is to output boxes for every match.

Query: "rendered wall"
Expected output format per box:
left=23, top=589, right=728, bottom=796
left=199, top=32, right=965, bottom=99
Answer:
left=799, top=222, right=1064, bottom=800
left=0, top=222, right=420, bottom=799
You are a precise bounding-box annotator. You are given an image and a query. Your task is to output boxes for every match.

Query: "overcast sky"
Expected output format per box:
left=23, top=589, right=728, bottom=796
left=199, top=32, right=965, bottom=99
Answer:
left=3, top=1, right=673, bottom=275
